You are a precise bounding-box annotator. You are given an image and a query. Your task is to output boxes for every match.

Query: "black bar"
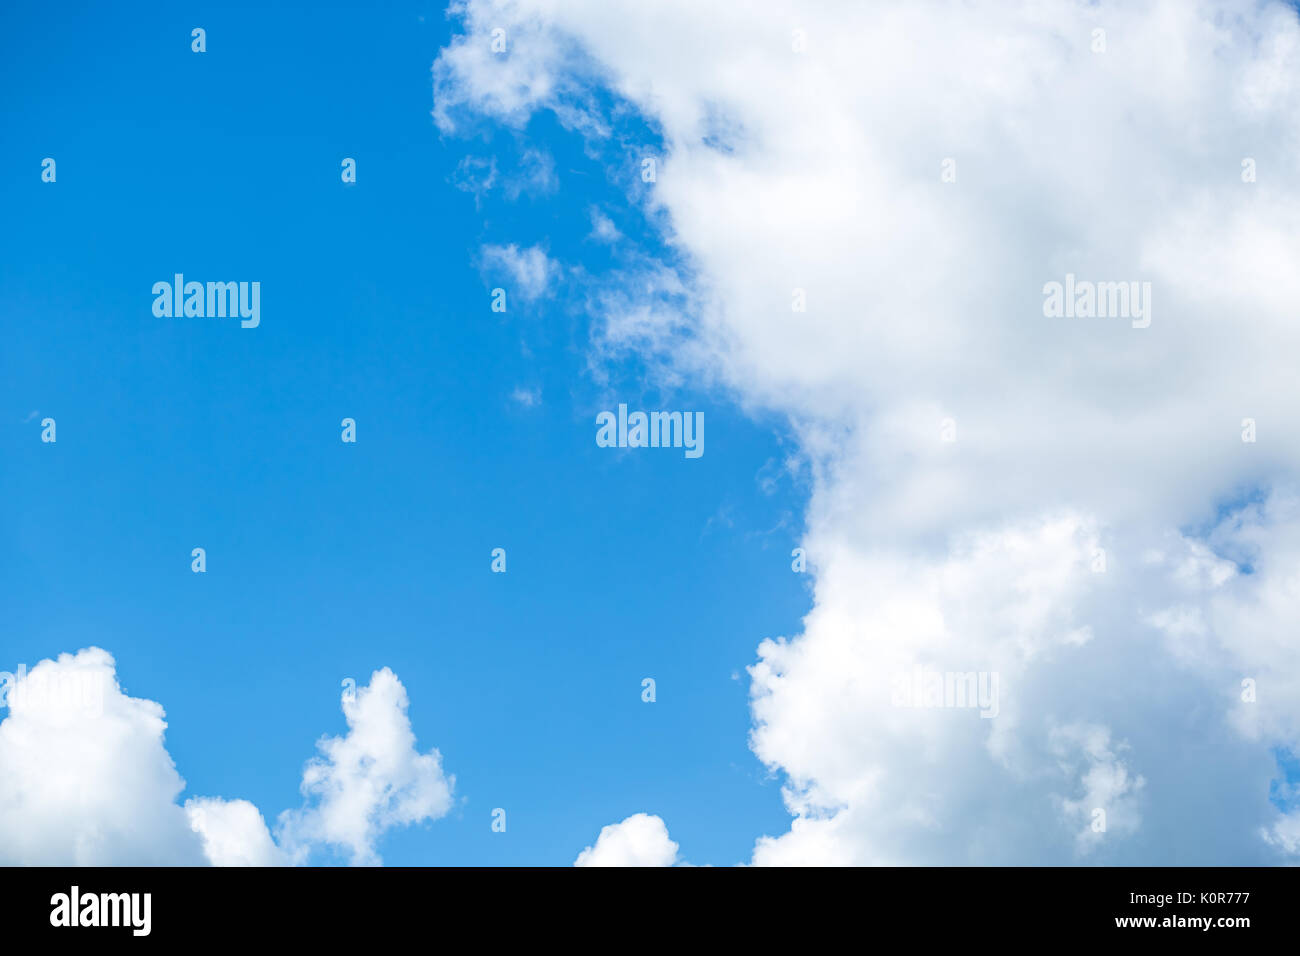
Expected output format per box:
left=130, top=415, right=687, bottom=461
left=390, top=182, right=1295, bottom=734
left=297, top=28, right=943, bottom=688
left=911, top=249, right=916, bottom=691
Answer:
left=0, top=866, right=1290, bottom=942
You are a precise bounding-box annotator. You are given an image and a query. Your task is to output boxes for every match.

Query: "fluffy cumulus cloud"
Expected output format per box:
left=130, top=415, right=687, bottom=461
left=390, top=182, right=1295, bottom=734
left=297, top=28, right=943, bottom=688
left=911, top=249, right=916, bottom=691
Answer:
left=574, top=813, right=680, bottom=867
left=275, top=668, right=455, bottom=866
left=0, top=649, right=453, bottom=866
left=187, top=798, right=285, bottom=867
left=0, top=648, right=206, bottom=865
left=435, top=0, right=1300, bottom=863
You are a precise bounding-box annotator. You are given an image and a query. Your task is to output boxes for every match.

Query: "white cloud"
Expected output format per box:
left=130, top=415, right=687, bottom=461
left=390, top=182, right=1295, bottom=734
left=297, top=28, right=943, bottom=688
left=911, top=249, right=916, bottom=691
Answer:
left=1261, top=811, right=1300, bottom=855
left=187, top=798, right=285, bottom=867
left=0, top=650, right=453, bottom=866
left=0, top=648, right=205, bottom=865
left=1146, top=493, right=1300, bottom=746
left=588, top=207, right=620, bottom=243
left=276, top=668, right=454, bottom=866
left=437, top=0, right=1300, bottom=863
left=1050, top=724, right=1145, bottom=854
left=574, top=813, right=679, bottom=866
left=480, top=242, right=557, bottom=301
left=748, top=514, right=1120, bottom=865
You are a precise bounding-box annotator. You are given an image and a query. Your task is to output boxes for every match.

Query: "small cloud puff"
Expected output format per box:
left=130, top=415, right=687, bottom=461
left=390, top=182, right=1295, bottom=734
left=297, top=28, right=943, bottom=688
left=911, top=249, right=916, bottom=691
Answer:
left=574, top=813, right=679, bottom=866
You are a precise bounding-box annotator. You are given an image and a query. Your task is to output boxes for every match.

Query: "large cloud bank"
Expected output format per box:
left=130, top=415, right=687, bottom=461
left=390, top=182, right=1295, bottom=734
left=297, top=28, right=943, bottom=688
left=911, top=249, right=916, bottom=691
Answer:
left=435, top=0, right=1300, bottom=863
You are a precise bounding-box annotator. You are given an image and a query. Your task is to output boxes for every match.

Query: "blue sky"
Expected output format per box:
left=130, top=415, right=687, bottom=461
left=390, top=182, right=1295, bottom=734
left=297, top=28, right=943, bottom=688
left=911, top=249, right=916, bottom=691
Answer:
left=7, top=0, right=1300, bottom=868
left=0, top=1, right=811, bottom=865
